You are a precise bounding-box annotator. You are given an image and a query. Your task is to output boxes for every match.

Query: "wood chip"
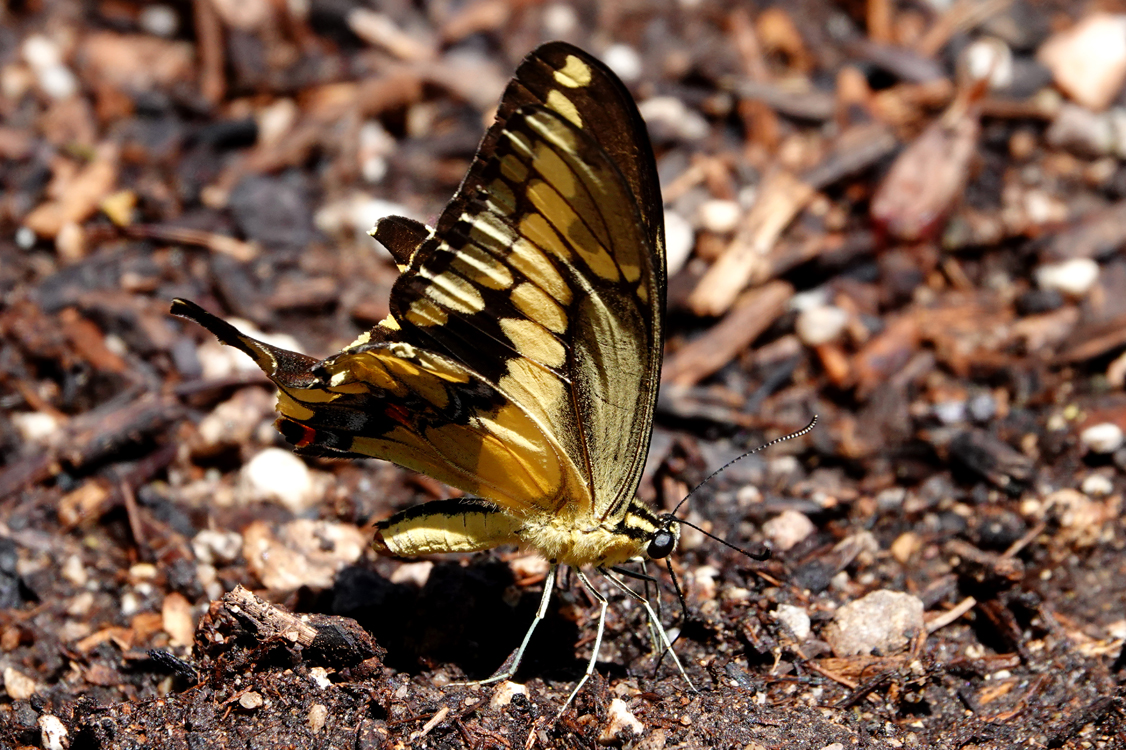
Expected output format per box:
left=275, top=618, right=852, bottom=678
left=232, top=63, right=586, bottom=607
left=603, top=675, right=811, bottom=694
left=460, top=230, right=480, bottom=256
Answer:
left=665, top=280, right=794, bottom=386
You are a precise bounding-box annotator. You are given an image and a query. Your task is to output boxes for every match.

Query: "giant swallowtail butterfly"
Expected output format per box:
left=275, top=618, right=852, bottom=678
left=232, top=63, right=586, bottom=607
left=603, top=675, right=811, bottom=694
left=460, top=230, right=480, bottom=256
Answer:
left=172, top=41, right=685, bottom=710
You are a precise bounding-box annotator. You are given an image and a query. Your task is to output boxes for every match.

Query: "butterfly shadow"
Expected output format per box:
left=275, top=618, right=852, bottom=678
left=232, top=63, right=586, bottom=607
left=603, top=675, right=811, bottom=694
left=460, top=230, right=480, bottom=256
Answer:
left=327, top=556, right=586, bottom=682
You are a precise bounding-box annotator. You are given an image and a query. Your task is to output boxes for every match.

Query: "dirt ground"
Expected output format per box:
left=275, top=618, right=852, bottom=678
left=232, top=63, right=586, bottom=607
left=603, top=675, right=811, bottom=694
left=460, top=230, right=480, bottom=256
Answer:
left=2, top=1, right=1125, bottom=748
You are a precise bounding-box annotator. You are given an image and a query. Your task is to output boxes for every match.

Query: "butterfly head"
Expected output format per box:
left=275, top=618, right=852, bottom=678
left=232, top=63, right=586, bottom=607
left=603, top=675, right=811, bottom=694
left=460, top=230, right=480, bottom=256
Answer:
left=645, top=518, right=678, bottom=560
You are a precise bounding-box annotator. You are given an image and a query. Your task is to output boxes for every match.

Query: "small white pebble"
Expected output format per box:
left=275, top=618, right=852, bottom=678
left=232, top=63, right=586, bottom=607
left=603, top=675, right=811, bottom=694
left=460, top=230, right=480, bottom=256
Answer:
left=795, top=305, right=848, bottom=346
left=1038, top=13, right=1126, bottom=111
left=61, top=554, right=88, bottom=587
left=192, top=529, right=244, bottom=566
left=736, top=484, right=762, bottom=505
left=66, top=591, right=94, bottom=617
left=307, top=703, right=328, bottom=732
left=722, top=586, right=752, bottom=602
left=599, top=698, right=644, bottom=743
left=876, top=487, right=907, bottom=509
left=239, top=691, right=264, bottom=709
left=1035, top=258, right=1099, bottom=297
left=603, top=43, right=642, bottom=83
left=56, top=221, right=86, bottom=261
left=308, top=667, right=333, bottom=689
left=390, top=561, right=434, bottom=587
left=359, top=120, right=395, bottom=183
left=1024, top=189, right=1066, bottom=226
left=639, top=96, right=709, bottom=141
left=162, top=592, right=196, bottom=648
left=38, top=714, right=68, bottom=750
left=961, top=37, right=1013, bottom=90
left=1080, top=422, right=1124, bottom=453
left=692, top=565, right=719, bottom=601
left=4, top=667, right=40, bottom=701
left=197, top=563, right=223, bottom=601
left=1080, top=473, right=1113, bottom=496
left=139, top=5, right=180, bottom=37
left=933, top=400, right=966, bottom=425
left=968, top=393, right=998, bottom=421
left=663, top=209, right=695, bottom=276
left=256, top=98, right=298, bottom=149
left=824, top=590, right=925, bottom=657
left=120, top=591, right=140, bottom=616
left=37, top=64, right=79, bottom=99
left=697, top=199, right=742, bottom=234
left=788, top=286, right=832, bottom=312
left=15, top=226, right=37, bottom=249
left=762, top=509, right=815, bottom=552
left=10, top=411, right=60, bottom=443
left=22, top=35, right=62, bottom=69
left=243, top=448, right=317, bottom=512
left=490, top=680, right=528, bottom=708
left=129, top=563, right=158, bottom=581
left=542, top=3, right=577, bottom=36
left=775, top=604, right=811, bottom=640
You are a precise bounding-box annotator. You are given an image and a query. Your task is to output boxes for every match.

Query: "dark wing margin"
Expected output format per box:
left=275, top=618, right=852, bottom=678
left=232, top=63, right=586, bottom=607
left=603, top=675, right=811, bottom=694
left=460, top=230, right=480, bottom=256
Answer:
left=370, top=216, right=430, bottom=267
left=170, top=299, right=320, bottom=388
left=469, top=42, right=666, bottom=285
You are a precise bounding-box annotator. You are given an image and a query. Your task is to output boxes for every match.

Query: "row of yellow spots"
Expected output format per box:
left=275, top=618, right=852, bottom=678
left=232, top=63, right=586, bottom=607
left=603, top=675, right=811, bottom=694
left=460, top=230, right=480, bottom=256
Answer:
left=546, top=53, right=593, bottom=129
left=312, top=343, right=476, bottom=416
left=499, top=317, right=565, bottom=369
left=502, top=112, right=635, bottom=286
left=497, top=352, right=571, bottom=458
left=467, top=211, right=572, bottom=308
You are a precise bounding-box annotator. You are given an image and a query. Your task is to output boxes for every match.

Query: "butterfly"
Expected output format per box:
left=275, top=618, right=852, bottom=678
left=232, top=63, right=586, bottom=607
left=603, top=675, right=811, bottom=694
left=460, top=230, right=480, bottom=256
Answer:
left=172, top=41, right=686, bottom=710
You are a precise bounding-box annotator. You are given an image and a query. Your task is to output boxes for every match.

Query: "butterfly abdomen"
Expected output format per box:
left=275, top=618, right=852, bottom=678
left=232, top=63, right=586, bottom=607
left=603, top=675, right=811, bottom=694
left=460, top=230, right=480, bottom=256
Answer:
left=372, top=497, right=523, bottom=557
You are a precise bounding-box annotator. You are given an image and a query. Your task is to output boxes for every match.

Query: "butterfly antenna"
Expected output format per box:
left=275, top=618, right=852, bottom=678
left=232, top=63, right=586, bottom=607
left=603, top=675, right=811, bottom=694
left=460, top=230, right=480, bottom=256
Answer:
left=653, top=416, right=818, bottom=669
left=675, top=516, right=771, bottom=561
left=670, top=415, right=818, bottom=518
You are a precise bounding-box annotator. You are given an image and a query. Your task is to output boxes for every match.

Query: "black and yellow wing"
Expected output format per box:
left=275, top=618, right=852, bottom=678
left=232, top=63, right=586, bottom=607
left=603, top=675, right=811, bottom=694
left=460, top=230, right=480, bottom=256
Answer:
left=172, top=41, right=666, bottom=563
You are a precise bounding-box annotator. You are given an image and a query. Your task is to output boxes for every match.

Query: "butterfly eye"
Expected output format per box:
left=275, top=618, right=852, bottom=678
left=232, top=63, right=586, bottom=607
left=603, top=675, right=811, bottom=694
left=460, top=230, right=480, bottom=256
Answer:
left=647, top=529, right=676, bottom=559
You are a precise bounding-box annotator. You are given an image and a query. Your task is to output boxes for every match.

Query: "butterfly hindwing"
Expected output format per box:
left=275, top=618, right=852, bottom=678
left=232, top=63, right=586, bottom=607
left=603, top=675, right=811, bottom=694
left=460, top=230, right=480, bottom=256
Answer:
left=170, top=299, right=582, bottom=515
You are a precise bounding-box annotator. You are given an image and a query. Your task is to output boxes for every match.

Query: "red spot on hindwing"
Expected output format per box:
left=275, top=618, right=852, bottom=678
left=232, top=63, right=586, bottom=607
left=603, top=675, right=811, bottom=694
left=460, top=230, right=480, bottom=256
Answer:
left=293, top=424, right=317, bottom=448
left=385, top=403, right=412, bottom=427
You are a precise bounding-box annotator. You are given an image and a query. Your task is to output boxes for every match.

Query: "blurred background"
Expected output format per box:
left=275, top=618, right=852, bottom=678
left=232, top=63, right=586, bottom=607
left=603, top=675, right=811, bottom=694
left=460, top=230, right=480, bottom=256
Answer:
left=1, top=1, right=1124, bottom=747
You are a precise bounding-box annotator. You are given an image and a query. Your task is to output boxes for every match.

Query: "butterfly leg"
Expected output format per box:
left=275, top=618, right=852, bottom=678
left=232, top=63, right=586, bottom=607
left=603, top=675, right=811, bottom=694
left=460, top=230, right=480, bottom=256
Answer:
left=558, top=569, right=609, bottom=715
left=452, top=564, right=557, bottom=688
left=609, top=563, right=664, bottom=654
left=600, top=567, right=697, bottom=694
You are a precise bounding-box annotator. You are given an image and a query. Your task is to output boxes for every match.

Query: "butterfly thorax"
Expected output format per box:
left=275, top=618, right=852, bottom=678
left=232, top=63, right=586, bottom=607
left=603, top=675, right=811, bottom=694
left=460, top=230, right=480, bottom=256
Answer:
left=518, top=500, right=665, bottom=567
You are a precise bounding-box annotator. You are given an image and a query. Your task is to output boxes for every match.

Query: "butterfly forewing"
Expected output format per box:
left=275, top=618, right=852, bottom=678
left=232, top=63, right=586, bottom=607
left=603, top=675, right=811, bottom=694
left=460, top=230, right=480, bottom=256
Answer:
left=174, top=41, right=665, bottom=534
left=448, top=42, right=666, bottom=278
left=381, top=47, right=665, bottom=524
